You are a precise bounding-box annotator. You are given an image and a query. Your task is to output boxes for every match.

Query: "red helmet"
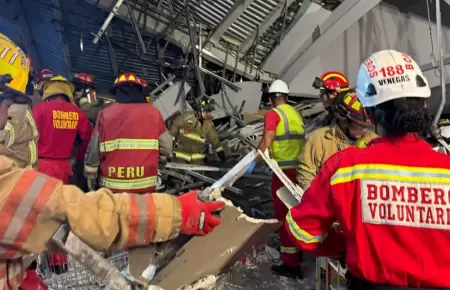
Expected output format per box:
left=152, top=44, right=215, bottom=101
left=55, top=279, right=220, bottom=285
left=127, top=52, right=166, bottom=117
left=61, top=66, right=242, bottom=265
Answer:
left=313, top=71, right=350, bottom=92
left=73, top=72, right=95, bottom=87
left=37, top=69, right=54, bottom=84
left=335, top=90, right=373, bottom=127
left=110, top=72, right=147, bottom=94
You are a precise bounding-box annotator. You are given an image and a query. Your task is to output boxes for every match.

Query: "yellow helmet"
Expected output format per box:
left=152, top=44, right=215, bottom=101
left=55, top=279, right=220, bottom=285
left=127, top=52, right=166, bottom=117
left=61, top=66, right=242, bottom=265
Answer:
left=0, top=33, right=30, bottom=94
left=41, top=75, right=75, bottom=103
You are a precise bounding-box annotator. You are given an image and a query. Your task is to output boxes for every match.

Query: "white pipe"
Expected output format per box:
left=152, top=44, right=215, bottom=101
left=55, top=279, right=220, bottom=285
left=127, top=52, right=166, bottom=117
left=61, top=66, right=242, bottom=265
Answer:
left=433, top=0, right=446, bottom=127
left=93, top=0, right=125, bottom=44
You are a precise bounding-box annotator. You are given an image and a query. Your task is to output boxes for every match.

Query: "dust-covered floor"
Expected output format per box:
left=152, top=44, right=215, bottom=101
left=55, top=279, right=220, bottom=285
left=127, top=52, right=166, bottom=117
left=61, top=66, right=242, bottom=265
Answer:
left=205, top=161, right=318, bottom=290
left=214, top=246, right=317, bottom=290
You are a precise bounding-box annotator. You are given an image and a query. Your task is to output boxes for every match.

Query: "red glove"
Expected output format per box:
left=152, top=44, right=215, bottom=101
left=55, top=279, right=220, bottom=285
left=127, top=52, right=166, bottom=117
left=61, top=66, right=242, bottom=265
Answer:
left=178, top=190, right=225, bottom=236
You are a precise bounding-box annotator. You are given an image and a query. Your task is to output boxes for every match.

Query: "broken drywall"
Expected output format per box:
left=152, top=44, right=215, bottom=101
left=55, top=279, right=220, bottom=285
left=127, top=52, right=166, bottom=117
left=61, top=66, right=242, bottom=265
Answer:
left=150, top=204, right=280, bottom=290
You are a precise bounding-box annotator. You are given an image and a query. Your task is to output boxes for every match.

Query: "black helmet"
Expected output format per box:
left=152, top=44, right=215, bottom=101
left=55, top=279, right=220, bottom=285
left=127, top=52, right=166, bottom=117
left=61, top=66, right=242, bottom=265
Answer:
left=197, top=96, right=215, bottom=111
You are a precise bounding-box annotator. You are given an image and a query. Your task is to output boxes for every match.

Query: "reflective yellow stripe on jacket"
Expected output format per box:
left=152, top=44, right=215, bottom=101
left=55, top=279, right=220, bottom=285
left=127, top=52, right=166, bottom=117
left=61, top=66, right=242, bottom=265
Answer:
left=173, top=151, right=206, bottom=162
left=99, top=138, right=158, bottom=153
left=331, top=163, right=450, bottom=185
left=271, top=104, right=305, bottom=169
left=286, top=210, right=328, bottom=244
left=179, top=129, right=206, bottom=143
left=26, top=110, right=38, bottom=167
left=100, top=175, right=157, bottom=190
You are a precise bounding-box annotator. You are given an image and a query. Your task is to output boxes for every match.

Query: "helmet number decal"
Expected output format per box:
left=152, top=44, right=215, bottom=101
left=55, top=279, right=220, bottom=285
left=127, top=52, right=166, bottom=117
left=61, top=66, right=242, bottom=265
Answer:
left=0, top=43, right=25, bottom=69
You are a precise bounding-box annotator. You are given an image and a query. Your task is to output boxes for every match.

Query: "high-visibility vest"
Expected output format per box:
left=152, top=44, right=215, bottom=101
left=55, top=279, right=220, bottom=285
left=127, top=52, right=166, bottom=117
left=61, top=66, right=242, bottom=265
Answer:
left=270, top=104, right=305, bottom=169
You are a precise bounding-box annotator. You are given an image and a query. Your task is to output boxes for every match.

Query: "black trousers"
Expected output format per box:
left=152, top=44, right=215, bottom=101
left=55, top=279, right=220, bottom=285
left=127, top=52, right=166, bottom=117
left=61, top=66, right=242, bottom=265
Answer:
left=346, top=272, right=448, bottom=290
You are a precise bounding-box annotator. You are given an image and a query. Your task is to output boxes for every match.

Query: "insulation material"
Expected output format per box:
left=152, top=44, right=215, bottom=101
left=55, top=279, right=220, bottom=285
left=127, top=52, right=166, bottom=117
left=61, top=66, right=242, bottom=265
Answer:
left=148, top=205, right=280, bottom=290
left=210, top=82, right=263, bottom=120
left=153, top=82, right=193, bottom=121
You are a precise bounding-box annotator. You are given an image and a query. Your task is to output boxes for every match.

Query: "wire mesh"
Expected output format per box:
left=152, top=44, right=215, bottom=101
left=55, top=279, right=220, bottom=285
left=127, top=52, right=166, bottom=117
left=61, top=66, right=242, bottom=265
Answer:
left=315, top=257, right=347, bottom=290
left=40, top=251, right=131, bottom=290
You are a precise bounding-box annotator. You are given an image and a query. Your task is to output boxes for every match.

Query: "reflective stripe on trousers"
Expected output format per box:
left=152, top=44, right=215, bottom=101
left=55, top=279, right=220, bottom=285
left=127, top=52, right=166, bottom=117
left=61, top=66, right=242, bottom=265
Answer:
left=173, top=151, right=206, bottom=162
left=100, top=175, right=157, bottom=190
left=99, top=138, right=159, bottom=153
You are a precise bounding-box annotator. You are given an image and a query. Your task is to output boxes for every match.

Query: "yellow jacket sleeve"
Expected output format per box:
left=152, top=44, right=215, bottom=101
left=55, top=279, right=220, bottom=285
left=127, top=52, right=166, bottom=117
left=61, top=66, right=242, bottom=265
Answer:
left=0, top=156, right=182, bottom=256
left=297, top=132, right=321, bottom=189
left=169, top=114, right=182, bottom=137
left=205, top=120, right=223, bottom=151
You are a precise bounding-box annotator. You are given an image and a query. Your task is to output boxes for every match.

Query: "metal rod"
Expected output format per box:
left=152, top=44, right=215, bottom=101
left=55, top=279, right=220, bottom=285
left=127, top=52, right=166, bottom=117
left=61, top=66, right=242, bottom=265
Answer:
left=93, top=0, right=124, bottom=44
left=125, top=0, right=147, bottom=54
left=150, top=74, right=176, bottom=97
left=199, top=67, right=241, bottom=92
left=184, top=0, right=206, bottom=97
left=199, top=24, right=203, bottom=68
left=432, top=0, right=446, bottom=128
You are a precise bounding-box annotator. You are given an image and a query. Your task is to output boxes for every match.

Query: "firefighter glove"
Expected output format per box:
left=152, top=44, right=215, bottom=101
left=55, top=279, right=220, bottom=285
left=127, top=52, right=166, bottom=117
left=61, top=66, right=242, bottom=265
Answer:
left=178, top=190, right=225, bottom=236
left=246, top=161, right=256, bottom=174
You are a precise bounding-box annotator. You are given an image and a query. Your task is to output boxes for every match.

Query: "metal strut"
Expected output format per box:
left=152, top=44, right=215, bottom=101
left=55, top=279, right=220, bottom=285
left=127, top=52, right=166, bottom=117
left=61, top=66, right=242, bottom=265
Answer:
left=432, top=0, right=446, bottom=130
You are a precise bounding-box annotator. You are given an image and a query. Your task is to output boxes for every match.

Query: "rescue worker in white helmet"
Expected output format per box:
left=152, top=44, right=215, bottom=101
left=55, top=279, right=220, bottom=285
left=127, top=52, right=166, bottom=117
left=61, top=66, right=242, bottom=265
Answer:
left=297, top=90, right=378, bottom=189
left=247, top=79, right=305, bottom=278
left=0, top=33, right=224, bottom=288
left=169, top=96, right=226, bottom=164
left=286, top=50, right=450, bottom=289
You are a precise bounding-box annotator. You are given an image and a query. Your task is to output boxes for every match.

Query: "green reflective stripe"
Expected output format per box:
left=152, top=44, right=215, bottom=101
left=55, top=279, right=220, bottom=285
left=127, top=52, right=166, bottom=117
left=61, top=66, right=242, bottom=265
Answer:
left=278, top=160, right=299, bottom=167
left=179, top=129, right=205, bottom=143
left=99, top=138, right=158, bottom=153
left=216, top=146, right=224, bottom=152
left=274, top=134, right=305, bottom=141
left=355, top=139, right=368, bottom=148
left=191, top=153, right=206, bottom=160
left=280, top=246, right=299, bottom=254
left=174, top=151, right=206, bottom=161
left=174, top=151, right=192, bottom=161
left=100, top=175, right=157, bottom=190
left=286, top=210, right=328, bottom=244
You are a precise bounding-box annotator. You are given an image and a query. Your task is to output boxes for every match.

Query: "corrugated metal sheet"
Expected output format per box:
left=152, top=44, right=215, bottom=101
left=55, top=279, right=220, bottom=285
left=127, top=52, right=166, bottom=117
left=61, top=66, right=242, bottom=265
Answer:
left=21, top=0, right=70, bottom=77
left=225, top=0, right=281, bottom=42
left=61, top=0, right=114, bottom=91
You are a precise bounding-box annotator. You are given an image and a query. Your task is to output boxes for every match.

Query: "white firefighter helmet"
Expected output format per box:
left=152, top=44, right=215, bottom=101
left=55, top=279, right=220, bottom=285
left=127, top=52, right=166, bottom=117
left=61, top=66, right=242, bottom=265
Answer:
left=356, top=50, right=431, bottom=107
left=268, top=79, right=290, bottom=94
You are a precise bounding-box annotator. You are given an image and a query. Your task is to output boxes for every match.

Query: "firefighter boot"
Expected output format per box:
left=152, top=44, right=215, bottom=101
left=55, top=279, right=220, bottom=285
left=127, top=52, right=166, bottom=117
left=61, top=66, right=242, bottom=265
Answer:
left=271, top=263, right=303, bottom=279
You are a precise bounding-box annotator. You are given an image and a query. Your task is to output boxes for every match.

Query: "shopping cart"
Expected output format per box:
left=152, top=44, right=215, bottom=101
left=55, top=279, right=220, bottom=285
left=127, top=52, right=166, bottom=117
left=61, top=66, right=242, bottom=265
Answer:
left=315, top=257, right=347, bottom=290
left=38, top=225, right=149, bottom=290
left=40, top=251, right=131, bottom=290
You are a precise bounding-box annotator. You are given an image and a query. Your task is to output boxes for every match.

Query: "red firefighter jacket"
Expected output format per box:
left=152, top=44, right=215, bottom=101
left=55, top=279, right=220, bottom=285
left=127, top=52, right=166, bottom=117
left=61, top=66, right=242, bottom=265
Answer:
left=287, top=134, right=450, bottom=288
left=86, top=103, right=166, bottom=193
left=32, top=100, right=92, bottom=160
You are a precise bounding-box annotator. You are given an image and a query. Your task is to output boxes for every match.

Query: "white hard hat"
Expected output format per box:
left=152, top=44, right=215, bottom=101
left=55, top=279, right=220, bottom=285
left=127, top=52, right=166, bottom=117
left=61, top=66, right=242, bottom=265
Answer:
left=268, top=79, right=290, bottom=94
left=356, top=50, right=431, bottom=107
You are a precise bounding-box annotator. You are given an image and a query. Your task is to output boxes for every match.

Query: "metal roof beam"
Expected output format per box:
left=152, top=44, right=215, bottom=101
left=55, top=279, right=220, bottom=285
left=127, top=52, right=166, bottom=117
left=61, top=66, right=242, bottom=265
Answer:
left=50, top=0, right=72, bottom=76
left=240, top=0, right=295, bottom=53
left=85, top=0, right=273, bottom=82
left=279, top=0, right=382, bottom=83
left=206, top=0, right=254, bottom=45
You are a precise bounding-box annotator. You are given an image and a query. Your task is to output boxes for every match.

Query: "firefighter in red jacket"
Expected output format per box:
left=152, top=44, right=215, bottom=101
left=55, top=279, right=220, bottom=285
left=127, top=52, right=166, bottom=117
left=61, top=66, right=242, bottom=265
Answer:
left=32, top=75, right=93, bottom=272
left=286, top=50, right=448, bottom=289
left=33, top=76, right=92, bottom=184
left=84, top=72, right=173, bottom=193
